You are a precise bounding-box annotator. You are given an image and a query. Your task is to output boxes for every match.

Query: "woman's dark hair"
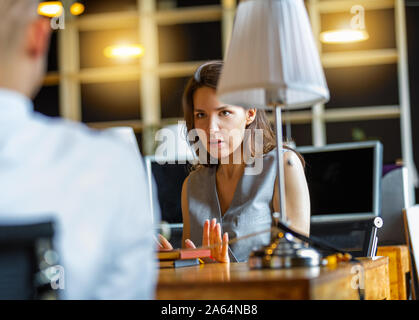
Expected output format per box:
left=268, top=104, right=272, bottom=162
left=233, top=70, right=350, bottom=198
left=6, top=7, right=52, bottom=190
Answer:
left=182, top=60, right=305, bottom=167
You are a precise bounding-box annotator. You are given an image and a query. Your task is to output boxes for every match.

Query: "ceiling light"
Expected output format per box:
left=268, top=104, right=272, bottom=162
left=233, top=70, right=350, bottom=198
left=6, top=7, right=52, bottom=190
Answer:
left=320, top=29, right=369, bottom=44
left=103, top=44, right=145, bottom=59
left=70, top=2, right=85, bottom=16
left=38, top=1, right=63, bottom=18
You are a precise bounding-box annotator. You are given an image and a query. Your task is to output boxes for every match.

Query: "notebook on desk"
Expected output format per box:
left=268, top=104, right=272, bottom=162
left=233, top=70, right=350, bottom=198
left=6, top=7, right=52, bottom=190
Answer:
left=158, top=248, right=211, bottom=261
left=159, top=259, right=200, bottom=269
left=157, top=248, right=211, bottom=269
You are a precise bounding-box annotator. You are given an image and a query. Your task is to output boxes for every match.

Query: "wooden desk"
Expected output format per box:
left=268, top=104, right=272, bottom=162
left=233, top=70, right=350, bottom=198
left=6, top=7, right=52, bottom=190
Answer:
left=157, top=256, right=389, bottom=300
left=377, top=245, right=411, bottom=300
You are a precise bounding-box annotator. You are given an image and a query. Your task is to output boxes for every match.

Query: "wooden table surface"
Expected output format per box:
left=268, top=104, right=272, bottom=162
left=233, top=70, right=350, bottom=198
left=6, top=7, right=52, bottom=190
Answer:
left=157, top=256, right=390, bottom=300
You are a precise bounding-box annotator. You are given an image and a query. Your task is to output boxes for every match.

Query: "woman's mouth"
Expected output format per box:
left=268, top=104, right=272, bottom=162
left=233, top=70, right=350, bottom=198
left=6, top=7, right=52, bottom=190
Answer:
left=209, top=140, right=224, bottom=148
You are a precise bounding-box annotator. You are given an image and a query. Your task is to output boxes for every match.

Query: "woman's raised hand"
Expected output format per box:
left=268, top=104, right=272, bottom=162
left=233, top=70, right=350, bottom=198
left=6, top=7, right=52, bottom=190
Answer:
left=184, top=219, right=230, bottom=263
left=204, top=218, right=229, bottom=263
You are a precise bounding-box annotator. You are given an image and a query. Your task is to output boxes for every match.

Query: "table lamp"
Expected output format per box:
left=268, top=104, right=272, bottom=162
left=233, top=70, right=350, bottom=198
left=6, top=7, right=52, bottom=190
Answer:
left=217, top=0, right=330, bottom=269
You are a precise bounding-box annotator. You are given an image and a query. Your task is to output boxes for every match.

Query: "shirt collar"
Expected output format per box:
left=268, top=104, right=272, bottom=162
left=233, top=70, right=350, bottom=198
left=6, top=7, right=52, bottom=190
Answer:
left=0, top=88, right=33, bottom=120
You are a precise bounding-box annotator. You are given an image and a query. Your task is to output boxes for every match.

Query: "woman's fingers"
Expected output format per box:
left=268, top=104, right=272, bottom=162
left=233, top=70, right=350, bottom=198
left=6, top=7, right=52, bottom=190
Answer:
left=221, top=232, right=230, bottom=263
left=210, top=219, right=217, bottom=258
left=184, top=239, right=196, bottom=249
left=158, top=234, right=173, bottom=251
left=210, top=218, right=216, bottom=233
left=206, top=219, right=229, bottom=263
left=202, top=219, right=210, bottom=247
left=155, top=236, right=164, bottom=249
left=212, top=223, right=224, bottom=262
left=215, top=224, right=227, bottom=261
left=216, top=223, right=222, bottom=249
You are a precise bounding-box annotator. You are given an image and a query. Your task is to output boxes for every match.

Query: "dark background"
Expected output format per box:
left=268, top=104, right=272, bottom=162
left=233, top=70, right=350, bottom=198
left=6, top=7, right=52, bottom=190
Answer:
left=32, top=0, right=419, bottom=200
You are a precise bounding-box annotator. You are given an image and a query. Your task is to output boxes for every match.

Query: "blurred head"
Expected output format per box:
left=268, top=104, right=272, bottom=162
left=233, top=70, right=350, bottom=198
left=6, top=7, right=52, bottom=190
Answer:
left=0, top=0, right=52, bottom=98
left=182, top=61, right=277, bottom=165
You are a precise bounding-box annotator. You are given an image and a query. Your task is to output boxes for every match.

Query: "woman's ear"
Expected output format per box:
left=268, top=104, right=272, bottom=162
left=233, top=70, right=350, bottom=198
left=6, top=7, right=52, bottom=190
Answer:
left=246, top=108, right=257, bottom=125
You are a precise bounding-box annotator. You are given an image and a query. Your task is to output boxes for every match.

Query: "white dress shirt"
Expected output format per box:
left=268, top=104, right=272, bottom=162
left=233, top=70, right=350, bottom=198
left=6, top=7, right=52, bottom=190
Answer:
left=0, top=88, right=157, bottom=299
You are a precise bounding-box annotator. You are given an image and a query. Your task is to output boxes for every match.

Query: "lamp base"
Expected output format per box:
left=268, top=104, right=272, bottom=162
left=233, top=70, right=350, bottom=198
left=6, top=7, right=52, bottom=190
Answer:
left=248, top=230, right=322, bottom=269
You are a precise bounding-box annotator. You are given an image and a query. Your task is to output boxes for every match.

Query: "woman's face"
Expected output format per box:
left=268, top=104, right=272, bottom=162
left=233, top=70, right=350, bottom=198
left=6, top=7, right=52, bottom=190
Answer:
left=192, top=86, right=256, bottom=161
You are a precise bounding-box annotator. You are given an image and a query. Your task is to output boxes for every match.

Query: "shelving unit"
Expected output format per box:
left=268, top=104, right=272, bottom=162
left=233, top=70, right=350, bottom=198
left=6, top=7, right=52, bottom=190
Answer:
left=307, top=0, right=415, bottom=204
left=40, top=0, right=416, bottom=202
left=44, top=0, right=235, bottom=155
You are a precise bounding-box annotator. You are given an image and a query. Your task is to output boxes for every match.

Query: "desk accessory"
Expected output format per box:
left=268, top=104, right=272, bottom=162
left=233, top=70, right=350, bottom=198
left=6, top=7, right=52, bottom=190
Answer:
left=159, top=258, right=200, bottom=269
left=158, top=248, right=210, bottom=269
left=217, top=0, right=329, bottom=269
left=158, top=248, right=211, bottom=261
left=311, top=217, right=383, bottom=258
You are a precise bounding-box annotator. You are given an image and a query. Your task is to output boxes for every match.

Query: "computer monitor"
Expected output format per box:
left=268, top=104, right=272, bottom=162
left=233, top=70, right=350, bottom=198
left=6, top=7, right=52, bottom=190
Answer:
left=144, top=157, right=194, bottom=223
left=144, top=157, right=194, bottom=248
left=296, top=141, right=383, bottom=224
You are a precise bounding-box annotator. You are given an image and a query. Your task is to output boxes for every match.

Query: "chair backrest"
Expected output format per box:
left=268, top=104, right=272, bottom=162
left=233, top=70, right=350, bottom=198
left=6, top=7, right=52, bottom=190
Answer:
left=378, top=165, right=411, bottom=245
left=0, top=220, right=55, bottom=300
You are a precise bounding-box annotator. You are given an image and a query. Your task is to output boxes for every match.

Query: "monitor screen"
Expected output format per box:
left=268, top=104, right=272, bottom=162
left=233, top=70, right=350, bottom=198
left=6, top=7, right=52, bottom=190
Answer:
left=145, top=158, right=192, bottom=224
left=296, top=141, right=382, bottom=222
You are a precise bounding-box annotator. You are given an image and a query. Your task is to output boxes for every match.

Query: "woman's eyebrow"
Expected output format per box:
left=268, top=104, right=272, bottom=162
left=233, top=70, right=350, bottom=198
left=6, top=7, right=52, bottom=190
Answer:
left=194, top=106, right=229, bottom=112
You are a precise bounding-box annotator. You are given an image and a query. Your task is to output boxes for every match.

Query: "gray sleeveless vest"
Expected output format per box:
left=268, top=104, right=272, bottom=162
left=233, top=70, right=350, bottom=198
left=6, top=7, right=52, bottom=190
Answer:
left=187, top=148, right=288, bottom=262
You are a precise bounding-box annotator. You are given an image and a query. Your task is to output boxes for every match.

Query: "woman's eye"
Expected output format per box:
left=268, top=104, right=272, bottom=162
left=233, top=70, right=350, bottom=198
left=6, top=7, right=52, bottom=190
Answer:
left=195, top=113, right=205, bottom=119
left=221, top=110, right=231, bottom=116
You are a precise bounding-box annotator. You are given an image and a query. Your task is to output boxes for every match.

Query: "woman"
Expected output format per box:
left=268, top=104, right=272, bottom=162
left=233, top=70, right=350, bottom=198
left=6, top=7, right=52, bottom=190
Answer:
left=158, top=61, right=311, bottom=263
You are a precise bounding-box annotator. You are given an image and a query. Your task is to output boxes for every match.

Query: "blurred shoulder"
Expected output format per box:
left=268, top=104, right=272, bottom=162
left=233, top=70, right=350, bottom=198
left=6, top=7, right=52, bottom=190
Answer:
left=32, top=113, right=142, bottom=172
left=264, top=147, right=302, bottom=166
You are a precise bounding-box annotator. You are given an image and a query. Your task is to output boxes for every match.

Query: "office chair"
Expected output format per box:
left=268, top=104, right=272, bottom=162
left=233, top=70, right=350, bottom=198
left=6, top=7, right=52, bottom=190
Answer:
left=378, top=165, right=411, bottom=245
left=0, top=220, right=57, bottom=300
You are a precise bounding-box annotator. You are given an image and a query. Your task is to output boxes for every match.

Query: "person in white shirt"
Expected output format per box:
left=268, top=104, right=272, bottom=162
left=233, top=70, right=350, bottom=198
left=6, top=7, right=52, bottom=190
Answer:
left=0, top=0, right=157, bottom=299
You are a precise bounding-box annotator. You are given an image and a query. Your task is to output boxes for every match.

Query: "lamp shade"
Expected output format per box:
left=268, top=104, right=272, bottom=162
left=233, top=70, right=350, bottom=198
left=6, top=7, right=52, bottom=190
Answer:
left=217, top=0, right=330, bottom=110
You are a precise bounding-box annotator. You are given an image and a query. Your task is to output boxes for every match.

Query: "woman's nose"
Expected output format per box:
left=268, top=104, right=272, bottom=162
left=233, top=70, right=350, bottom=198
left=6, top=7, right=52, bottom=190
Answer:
left=207, top=115, right=220, bottom=132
